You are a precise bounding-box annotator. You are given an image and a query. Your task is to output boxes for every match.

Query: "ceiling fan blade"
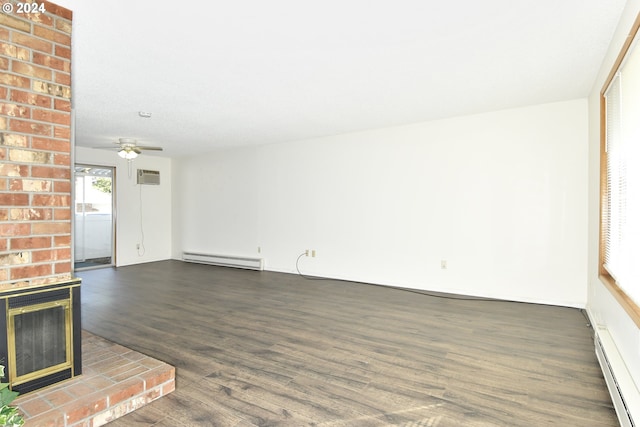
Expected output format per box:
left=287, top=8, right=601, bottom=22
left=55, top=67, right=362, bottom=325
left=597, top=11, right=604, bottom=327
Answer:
left=136, top=146, right=163, bottom=151
left=133, top=148, right=142, bottom=154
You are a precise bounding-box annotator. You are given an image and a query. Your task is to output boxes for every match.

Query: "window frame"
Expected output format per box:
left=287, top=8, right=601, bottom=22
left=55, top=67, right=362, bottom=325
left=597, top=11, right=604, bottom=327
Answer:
left=599, top=12, right=640, bottom=328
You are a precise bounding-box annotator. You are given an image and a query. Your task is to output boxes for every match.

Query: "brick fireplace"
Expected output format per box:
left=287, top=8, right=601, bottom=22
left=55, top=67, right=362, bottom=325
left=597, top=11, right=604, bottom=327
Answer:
left=1, top=1, right=76, bottom=393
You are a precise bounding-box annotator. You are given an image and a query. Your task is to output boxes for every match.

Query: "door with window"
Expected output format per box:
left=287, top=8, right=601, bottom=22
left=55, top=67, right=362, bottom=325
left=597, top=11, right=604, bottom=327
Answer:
left=74, top=165, right=115, bottom=270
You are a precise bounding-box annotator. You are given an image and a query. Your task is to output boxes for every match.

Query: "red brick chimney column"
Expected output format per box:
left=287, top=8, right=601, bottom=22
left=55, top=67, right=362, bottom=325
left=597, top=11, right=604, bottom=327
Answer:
left=0, top=1, right=73, bottom=289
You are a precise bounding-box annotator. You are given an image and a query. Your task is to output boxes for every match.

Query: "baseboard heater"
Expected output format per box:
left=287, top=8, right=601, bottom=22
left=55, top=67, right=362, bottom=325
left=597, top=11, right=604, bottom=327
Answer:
left=182, top=251, right=263, bottom=271
left=595, top=328, right=638, bottom=427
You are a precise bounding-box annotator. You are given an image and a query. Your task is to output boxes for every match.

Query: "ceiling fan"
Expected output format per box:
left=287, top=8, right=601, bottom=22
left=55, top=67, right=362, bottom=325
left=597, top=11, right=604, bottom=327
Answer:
left=113, top=138, right=163, bottom=160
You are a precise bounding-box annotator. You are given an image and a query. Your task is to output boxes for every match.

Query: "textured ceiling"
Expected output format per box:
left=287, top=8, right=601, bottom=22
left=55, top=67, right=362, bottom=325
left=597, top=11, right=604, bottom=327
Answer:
left=53, top=0, right=626, bottom=157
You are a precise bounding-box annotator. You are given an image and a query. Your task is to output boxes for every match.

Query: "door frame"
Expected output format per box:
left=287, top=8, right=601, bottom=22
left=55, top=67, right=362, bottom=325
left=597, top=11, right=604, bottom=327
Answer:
left=73, top=164, right=116, bottom=270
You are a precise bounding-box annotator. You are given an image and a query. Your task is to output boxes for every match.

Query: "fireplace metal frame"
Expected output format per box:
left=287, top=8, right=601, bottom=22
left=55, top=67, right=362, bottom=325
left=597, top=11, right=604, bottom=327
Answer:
left=0, top=279, right=81, bottom=394
left=8, top=298, right=73, bottom=387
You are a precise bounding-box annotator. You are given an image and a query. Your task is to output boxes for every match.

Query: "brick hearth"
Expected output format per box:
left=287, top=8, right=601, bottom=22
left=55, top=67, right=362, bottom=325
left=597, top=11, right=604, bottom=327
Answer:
left=13, top=330, right=175, bottom=426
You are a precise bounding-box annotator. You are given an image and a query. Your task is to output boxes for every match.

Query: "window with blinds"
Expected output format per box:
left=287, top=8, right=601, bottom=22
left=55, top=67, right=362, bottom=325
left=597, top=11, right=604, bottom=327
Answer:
left=601, top=25, right=640, bottom=320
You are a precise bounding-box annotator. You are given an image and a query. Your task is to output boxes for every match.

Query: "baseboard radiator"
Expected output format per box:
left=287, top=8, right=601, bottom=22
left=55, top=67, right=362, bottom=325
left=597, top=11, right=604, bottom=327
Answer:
left=595, top=328, right=638, bottom=427
left=182, top=251, right=264, bottom=271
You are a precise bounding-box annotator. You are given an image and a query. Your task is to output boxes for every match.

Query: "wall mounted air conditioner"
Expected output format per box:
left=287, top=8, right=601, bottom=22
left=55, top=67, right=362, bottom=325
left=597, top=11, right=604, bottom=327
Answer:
left=137, top=169, right=160, bottom=185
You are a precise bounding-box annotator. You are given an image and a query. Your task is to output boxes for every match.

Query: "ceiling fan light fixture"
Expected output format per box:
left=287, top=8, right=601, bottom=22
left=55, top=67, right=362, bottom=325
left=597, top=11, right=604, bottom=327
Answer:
left=118, top=148, right=138, bottom=160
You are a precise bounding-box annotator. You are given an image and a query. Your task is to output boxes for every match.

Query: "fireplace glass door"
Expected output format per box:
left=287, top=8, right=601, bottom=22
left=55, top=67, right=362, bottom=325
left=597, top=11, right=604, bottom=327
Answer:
left=8, top=300, right=72, bottom=386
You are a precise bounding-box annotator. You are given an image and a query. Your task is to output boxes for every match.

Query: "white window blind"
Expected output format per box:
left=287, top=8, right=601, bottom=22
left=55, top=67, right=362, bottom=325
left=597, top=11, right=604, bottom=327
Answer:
left=603, top=38, right=640, bottom=307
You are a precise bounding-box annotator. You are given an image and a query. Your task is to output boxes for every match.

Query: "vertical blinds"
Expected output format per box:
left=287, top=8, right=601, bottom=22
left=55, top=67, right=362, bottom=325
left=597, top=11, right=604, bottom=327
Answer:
left=603, top=39, right=640, bottom=306
left=604, top=74, right=622, bottom=279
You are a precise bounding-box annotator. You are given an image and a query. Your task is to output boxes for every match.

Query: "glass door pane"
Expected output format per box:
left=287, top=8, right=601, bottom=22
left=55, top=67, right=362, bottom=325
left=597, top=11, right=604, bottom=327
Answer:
left=74, top=165, right=114, bottom=270
left=13, top=304, right=68, bottom=376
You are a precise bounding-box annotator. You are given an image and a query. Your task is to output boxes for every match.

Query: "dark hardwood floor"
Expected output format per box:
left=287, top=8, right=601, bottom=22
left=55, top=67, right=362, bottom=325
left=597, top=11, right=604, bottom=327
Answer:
left=76, top=260, right=618, bottom=426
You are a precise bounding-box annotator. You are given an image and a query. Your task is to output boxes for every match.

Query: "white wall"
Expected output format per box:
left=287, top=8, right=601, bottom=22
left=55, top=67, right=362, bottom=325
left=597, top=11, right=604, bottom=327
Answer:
left=587, top=0, right=640, bottom=412
left=173, top=99, right=588, bottom=307
left=75, top=146, right=172, bottom=266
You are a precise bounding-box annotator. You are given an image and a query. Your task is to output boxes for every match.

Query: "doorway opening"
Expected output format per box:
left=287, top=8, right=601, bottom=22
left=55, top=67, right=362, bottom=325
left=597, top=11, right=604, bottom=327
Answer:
left=74, top=165, right=115, bottom=271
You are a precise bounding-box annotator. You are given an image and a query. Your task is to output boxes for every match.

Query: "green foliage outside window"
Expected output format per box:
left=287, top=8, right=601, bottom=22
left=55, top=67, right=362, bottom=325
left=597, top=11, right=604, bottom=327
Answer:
left=92, top=177, right=112, bottom=194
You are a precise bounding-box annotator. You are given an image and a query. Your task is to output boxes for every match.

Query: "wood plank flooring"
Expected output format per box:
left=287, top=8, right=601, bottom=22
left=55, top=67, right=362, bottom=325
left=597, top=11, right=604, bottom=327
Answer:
left=76, top=260, right=618, bottom=426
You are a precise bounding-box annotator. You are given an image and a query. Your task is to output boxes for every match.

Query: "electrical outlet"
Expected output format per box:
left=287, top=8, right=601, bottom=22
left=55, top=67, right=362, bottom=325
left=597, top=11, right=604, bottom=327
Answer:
left=441, top=260, right=447, bottom=269
left=312, top=250, right=316, bottom=257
